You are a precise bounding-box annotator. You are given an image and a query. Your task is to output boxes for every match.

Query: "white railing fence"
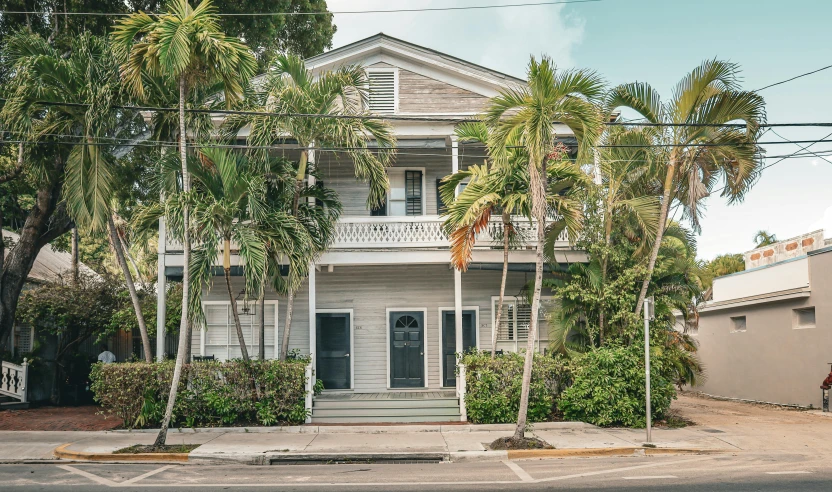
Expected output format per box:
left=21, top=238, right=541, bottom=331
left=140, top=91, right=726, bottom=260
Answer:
left=0, top=359, right=29, bottom=403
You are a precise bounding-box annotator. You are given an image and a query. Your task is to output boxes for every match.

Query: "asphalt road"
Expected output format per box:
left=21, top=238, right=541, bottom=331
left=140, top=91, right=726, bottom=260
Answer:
left=2, top=452, right=831, bottom=491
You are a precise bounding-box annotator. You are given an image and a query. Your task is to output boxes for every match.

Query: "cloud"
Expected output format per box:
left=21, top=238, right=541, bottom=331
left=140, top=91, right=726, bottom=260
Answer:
left=808, top=205, right=832, bottom=237
left=327, top=0, right=586, bottom=78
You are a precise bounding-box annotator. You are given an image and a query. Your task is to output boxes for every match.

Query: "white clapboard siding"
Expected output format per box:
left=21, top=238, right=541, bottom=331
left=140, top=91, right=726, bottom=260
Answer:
left=198, top=265, right=546, bottom=391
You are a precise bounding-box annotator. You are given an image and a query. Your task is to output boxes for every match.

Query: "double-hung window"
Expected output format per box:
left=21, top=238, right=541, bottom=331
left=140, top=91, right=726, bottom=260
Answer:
left=202, top=301, right=279, bottom=360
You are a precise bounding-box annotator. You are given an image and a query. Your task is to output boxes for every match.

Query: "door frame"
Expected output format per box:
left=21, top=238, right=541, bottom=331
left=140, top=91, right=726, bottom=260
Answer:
left=316, top=308, right=355, bottom=391
left=437, top=306, right=480, bottom=388
left=385, top=307, right=429, bottom=389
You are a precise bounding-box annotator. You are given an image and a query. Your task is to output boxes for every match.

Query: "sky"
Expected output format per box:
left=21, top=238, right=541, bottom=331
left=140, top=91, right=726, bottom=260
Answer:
left=326, top=0, right=832, bottom=260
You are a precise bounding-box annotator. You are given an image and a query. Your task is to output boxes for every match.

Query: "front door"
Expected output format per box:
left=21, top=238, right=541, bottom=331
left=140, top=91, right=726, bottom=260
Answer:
left=390, top=311, right=425, bottom=388
left=316, top=313, right=351, bottom=390
left=441, top=310, right=477, bottom=387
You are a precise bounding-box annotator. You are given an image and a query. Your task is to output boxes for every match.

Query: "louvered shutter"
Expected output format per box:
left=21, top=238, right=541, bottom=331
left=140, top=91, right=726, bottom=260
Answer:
left=367, top=70, right=396, bottom=114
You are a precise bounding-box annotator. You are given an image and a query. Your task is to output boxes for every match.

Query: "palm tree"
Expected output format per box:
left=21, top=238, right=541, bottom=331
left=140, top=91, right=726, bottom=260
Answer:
left=440, top=122, right=533, bottom=358
left=595, top=127, right=660, bottom=342
left=606, top=60, right=766, bottom=317
left=225, top=53, right=394, bottom=360
left=1, top=32, right=154, bottom=362
left=111, top=0, right=257, bottom=448
left=484, top=56, right=604, bottom=441
left=753, top=230, right=777, bottom=247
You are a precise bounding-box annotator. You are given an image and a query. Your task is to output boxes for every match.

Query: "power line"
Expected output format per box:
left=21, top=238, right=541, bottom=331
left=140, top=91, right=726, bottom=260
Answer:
left=769, top=129, right=832, bottom=166
left=0, top=0, right=603, bottom=17
left=755, top=64, right=832, bottom=92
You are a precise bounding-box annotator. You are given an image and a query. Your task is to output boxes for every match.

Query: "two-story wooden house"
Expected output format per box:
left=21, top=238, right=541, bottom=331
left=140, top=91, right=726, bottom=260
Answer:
left=157, top=33, right=585, bottom=422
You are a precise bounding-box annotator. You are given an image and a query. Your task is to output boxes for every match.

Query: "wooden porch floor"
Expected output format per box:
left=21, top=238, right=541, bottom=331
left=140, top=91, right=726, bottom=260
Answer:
left=315, top=391, right=456, bottom=401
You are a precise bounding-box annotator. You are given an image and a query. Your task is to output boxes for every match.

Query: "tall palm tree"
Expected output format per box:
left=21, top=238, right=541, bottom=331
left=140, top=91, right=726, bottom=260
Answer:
left=440, top=122, right=534, bottom=358
left=1, top=32, right=154, bottom=362
left=225, top=53, right=395, bottom=360
left=111, top=0, right=257, bottom=448
left=606, top=60, right=766, bottom=316
left=484, top=56, right=604, bottom=441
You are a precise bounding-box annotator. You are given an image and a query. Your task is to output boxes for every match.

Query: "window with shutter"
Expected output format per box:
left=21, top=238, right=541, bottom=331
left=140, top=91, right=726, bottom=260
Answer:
left=381, top=169, right=423, bottom=216
left=367, top=69, right=397, bottom=114
left=202, top=302, right=278, bottom=360
left=494, top=297, right=549, bottom=341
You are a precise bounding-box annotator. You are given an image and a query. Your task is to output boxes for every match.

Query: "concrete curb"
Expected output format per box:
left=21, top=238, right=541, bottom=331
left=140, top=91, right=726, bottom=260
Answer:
left=506, top=447, right=727, bottom=460
left=112, top=421, right=595, bottom=435
left=53, top=443, right=190, bottom=463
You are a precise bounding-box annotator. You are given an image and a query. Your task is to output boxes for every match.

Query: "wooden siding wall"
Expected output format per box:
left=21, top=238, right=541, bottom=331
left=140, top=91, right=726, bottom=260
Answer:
left=199, top=265, right=546, bottom=392
left=317, top=151, right=479, bottom=217
left=367, top=61, right=489, bottom=114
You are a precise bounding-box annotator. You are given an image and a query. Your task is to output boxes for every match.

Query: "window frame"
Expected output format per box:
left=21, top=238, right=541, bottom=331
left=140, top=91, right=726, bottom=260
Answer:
left=491, top=296, right=552, bottom=353
left=375, top=167, right=426, bottom=216
left=200, top=300, right=279, bottom=360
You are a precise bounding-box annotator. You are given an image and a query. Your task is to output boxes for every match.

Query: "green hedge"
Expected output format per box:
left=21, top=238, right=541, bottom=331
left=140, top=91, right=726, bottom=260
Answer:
left=461, top=351, right=571, bottom=424
left=90, top=359, right=309, bottom=429
left=558, top=344, right=676, bottom=427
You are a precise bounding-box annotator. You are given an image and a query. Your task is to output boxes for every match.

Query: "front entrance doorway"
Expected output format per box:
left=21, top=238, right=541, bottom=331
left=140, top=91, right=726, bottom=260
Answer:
left=316, top=312, right=352, bottom=390
left=389, top=311, right=425, bottom=388
left=441, top=310, right=477, bottom=387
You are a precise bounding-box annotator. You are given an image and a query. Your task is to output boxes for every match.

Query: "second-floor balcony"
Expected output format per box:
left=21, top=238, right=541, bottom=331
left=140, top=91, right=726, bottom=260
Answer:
left=163, top=216, right=570, bottom=253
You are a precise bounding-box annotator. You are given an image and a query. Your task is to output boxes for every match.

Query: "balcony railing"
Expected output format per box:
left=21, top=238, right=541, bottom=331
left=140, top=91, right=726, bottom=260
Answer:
left=164, top=216, right=570, bottom=252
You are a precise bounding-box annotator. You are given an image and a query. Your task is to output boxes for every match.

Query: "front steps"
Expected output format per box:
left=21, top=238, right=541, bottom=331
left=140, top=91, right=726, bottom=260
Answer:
left=311, top=392, right=461, bottom=423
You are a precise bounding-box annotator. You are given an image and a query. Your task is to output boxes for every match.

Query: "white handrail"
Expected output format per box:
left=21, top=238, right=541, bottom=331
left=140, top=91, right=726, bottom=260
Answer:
left=457, top=363, right=467, bottom=422
left=304, top=363, right=314, bottom=424
left=0, top=359, right=28, bottom=403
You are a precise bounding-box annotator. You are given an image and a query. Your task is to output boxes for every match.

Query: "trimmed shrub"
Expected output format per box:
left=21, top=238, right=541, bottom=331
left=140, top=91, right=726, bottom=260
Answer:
left=558, top=344, right=676, bottom=427
left=461, top=351, right=571, bottom=424
left=90, top=359, right=308, bottom=428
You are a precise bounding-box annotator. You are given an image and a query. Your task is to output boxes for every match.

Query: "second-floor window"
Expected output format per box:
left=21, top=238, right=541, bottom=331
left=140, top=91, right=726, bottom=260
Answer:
left=372, top=169, right=423, bottom=216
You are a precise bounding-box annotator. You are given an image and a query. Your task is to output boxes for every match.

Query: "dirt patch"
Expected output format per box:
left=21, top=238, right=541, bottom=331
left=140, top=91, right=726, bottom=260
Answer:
left=489, top=436, right=554, bottom=450
left=672, top=392, right=820, bottom=427
left=114, top=444, right=200, bottom=454
left=0, top=405, right=120, bottom=431
left=655, top=408, right=696, bottom=428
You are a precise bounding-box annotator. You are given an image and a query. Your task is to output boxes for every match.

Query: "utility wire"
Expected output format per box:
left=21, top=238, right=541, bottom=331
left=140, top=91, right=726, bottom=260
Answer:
left=755, top=64, right=832, bottom=92
left=769, top=129, right=832, bottom=166
left=0, top=0, right=603, bottom=17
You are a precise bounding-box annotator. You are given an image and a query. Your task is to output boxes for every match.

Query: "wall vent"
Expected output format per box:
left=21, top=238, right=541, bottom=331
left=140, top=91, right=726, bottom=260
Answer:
left=367, top=69, right=397, bottom=114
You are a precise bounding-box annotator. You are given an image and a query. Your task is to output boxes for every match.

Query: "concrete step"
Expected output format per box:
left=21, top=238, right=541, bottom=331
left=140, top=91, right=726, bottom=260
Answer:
left=0, top=401, right=30, bottom=410
left=311, top=415, right=462, bottom=423
left=313, top=399, right=459, bottom=410
left=312, top=406, right=461, bottom=418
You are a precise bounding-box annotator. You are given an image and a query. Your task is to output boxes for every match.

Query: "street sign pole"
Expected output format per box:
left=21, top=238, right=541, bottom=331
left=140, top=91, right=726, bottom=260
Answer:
left=644, top=296, right=653, bottom=444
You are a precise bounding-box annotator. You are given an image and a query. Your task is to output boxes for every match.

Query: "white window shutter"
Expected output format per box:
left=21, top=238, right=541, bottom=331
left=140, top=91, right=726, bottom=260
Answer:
left=367, top=70, right=397, bottom=114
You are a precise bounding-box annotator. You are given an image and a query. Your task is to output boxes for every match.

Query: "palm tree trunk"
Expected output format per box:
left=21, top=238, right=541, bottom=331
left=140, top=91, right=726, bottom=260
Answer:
left=108, top=214, right=152, bottom=363
left=71, top=227, right=79, bottom=286
left=635, top=160, right=676, bottom=316
left=118, top=229, right=145, bottom=290
left=599, top=205, right=613, bottom=347
left=224, top=268, right=250, bottom=362
left=513, top=160, right=546, bottom=441
left=492, top=211, right=511, bottom=358
left=257, top=286, right=265, bottom=360
left=154, top=73, right=191, bottom=449
left=280, top=287, right=295, bottom=360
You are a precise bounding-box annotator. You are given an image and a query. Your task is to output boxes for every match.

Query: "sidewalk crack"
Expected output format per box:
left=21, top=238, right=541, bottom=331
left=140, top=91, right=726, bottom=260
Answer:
left=303, top=432, right=320, bottom=451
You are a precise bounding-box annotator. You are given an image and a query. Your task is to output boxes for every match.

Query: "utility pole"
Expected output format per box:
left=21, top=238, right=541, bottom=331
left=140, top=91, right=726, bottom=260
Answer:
left=644, top=295, right=654, bottom=444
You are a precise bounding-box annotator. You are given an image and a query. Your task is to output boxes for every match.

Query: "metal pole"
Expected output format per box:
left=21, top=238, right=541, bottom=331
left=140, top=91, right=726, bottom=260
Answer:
left=644, top=297, right=652, bottom=444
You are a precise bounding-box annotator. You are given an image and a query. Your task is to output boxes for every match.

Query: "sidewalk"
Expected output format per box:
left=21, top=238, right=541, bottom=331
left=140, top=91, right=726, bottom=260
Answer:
left=0, top=421, right=735, bottom=465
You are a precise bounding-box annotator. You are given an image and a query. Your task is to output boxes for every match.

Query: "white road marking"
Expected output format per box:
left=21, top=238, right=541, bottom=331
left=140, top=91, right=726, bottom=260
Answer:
left=502, top=460, right=534, bottom=482
left=623, top=475, right=677, bottom=480
left=57, top=465, right=118, bottom=487
left=537, top=456, right=715, bottom=483
left=121, top=465, right=176, bottom=485
left=766, top=471, right=813, bottom=475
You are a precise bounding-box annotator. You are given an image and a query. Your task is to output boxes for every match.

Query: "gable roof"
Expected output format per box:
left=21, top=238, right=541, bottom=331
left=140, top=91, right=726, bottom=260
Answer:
left=2, top=230, right=99, bottom=284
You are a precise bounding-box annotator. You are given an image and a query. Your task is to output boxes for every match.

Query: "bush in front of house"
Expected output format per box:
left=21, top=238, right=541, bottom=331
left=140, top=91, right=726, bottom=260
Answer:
left=89, top=359, right=309, bottom=429
left=461, top=351, right=571, bottom=424
left=558, top=343, right=676, bottom=427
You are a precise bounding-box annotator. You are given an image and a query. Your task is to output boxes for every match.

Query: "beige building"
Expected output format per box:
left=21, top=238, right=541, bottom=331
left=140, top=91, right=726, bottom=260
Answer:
left=689, top=230, right=832, bottom=408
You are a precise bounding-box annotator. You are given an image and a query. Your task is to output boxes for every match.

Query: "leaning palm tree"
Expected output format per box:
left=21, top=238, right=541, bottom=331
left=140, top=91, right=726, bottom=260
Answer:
left=440, top=122, right=534, bottom=358
left=753, top=230, right=777, bottom=248
left=484, top=56, right=604, bottom=442
left=225, top=53, right=394, bottom=360
left=111, top=0, right=257, bottom=448
left=1, top=32, right=155, bottom=362
left=606, top=60, right=766, bottom=316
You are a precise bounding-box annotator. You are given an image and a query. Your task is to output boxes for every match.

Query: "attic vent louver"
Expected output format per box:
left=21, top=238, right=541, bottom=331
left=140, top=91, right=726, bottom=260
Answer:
left=367, top=70, right=397, bottom=114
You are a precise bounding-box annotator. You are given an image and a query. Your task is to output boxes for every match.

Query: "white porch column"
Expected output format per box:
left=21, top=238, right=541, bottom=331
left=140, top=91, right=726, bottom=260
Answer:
left=308, top=264, right=316, bottom=368
left=156, top=216, right=167, bottom=362
left=451, top=135, right=463, bottom=365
